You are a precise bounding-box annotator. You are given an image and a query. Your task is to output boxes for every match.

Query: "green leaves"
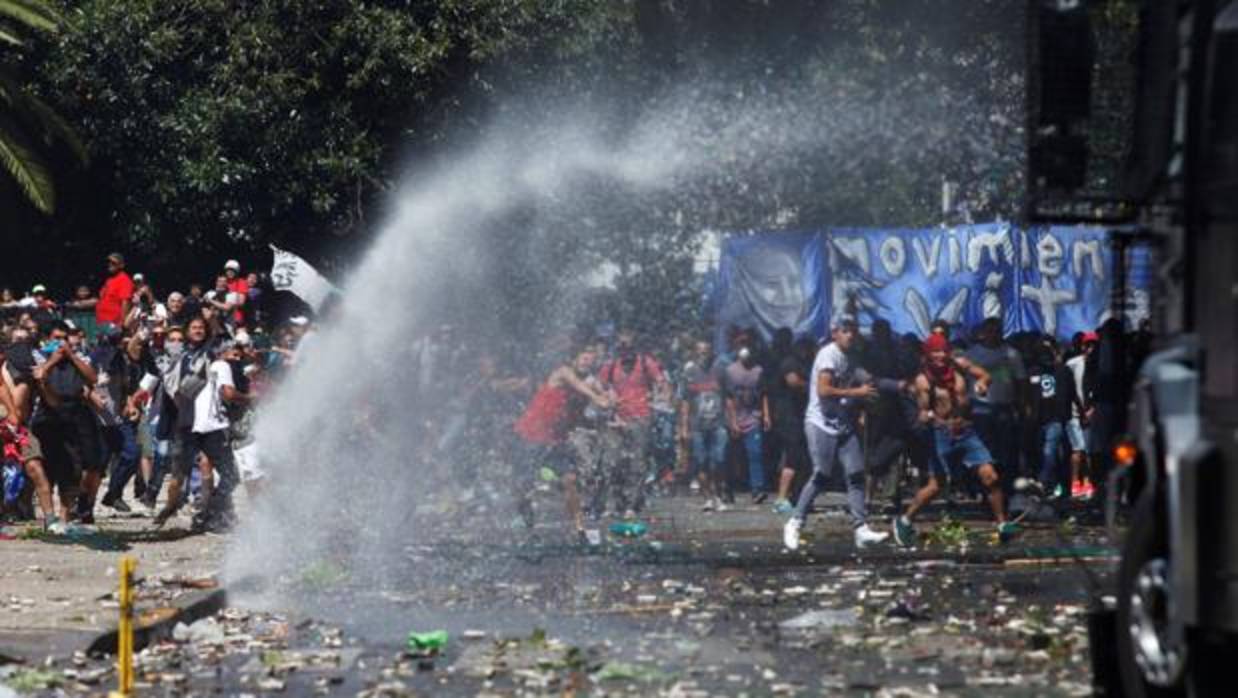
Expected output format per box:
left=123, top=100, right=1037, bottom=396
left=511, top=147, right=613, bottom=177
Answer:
left=0, top=0, right=61, bottom=45
left=0, top=114, right=54, bottom=211
left=0, top=0, right=71, bottom=214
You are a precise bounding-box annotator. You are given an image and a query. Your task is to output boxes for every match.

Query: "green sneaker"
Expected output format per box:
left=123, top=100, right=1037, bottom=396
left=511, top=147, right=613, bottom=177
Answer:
left=892, top=516, right=917, bottom=548
left=997, top=521, right=1021, bottom=544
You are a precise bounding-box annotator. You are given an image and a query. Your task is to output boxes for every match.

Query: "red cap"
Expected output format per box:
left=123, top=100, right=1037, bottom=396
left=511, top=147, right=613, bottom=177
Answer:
left=923, top=333, right=951, bottom=355
left=1081, top=331, right=1100, bottom=344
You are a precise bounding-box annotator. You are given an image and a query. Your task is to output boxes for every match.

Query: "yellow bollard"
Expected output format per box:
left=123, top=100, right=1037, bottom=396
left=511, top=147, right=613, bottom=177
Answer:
left=110, top=556, right=136, bottom=698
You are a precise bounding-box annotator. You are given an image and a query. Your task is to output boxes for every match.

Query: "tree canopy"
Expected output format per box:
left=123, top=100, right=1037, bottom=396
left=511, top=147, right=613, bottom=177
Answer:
left=8, top=0, right=1098, bottom=334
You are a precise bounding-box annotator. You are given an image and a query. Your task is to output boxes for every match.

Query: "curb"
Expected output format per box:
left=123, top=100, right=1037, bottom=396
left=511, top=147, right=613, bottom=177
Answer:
left=86, top=587, right=227, bottom=656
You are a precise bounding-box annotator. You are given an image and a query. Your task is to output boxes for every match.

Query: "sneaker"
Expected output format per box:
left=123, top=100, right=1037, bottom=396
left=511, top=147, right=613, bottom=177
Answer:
left=701, top=498, right=715, bottom=512
left=103, top=496, right=132, bottom=514
left=1073, top=482, right=1095, bottom=500
left=892, top=516, right=917, bottom=548
left=854, top=524, right=890, bottom=549
left=772, top=499, right=794, bottom=515
left=783, top=517, right=803, bottom=550
left=1013, top=477, right=1044, bottom=494
left=1051, top=484, right=1065, bottom=499
left=715, top=500, right=730, bottom=513
left=997, top=521, right=1021, bottom=544
left=751, top=492, right=769, bottom=505
left=46, top=517, right=67, bottom=536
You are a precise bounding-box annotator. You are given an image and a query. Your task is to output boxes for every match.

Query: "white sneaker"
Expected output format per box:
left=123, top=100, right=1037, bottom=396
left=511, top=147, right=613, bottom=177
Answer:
left=783, top=517, right=803, bottom=550
left=854, top=524, right=890, bottom=549
left=702, top=498, right=715, bottom=512
left=715, top=500, right=729, bottom=512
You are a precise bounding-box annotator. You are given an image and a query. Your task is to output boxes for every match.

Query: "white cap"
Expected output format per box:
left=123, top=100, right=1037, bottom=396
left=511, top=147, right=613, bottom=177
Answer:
left=289, top=316, right=309, bottom=326
left=30, top=284, right=47, bottom=295
left=233, top=329, right=252, bottom=346
left=224, top=259, right=241, bottom=272
left=133, top=273, right=145, bottom=283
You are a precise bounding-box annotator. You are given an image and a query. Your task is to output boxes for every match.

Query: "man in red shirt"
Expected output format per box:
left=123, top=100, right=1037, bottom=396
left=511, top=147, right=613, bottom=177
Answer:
left=223, top=260, right=248, bottom=326
left=598, top=328, right=669, bottom=519
left=96, top=253, right=133, bottom=331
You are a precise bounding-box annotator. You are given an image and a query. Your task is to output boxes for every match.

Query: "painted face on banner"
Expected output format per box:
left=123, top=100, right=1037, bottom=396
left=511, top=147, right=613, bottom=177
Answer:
left=734, top=246, right=806, bottom=330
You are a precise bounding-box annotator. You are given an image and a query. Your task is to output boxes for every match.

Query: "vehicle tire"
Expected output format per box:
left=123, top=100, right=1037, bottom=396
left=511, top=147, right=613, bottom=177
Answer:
left=1116, top=494, right=1187, bottom=698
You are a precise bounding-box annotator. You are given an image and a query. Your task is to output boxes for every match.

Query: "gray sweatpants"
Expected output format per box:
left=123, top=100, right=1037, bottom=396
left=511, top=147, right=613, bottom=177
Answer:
left=792, top=423, right=867, bottom=528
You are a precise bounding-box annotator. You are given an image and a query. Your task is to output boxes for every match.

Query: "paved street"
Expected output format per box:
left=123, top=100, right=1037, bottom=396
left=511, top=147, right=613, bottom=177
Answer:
left=0, top=487, right=1117, bottom=696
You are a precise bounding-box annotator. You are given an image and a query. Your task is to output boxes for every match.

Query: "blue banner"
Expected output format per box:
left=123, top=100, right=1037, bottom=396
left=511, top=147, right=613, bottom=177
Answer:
left=714, top=224, right=1149, bottom=346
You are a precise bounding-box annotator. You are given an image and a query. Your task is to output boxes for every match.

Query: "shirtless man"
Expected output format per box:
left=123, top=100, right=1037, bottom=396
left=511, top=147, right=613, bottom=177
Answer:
left=1, top=351, right=57, bottom=527
left=2, top=331, right=61, bottom=529
left=892, top=333, right=1018, bottom=547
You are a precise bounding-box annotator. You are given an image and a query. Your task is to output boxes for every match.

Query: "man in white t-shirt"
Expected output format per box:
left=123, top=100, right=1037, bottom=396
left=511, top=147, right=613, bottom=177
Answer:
left=140, top=318, right=248, bottom=533
left=783, top=315, right=890, bottom=550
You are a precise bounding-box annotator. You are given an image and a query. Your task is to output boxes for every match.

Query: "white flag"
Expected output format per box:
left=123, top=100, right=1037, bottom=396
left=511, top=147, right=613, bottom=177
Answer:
left=269, top=245, right=337, bottom=311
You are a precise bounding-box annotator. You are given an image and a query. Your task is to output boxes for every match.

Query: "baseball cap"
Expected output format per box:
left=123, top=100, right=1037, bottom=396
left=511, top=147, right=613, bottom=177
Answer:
left=224, top=259, right=241, bottom=271
left=133, top=273, right=145, bottom=283
left=289, top=316, right=309, bottom=326
left=831, top=313, right=858, bottom=330
left=1082, top=331, right=1100, bottom=344
left=31, top=284, right=47, bottom=295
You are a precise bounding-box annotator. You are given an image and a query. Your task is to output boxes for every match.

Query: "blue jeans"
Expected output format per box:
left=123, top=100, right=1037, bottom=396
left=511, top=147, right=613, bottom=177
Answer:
left=1039, top=421, right=1067, bottom=491
left=930, top=427, right=995, bottom=477
left=737, top=429, right=766, bottom=492
left=691, top=425, right=728, bottom=474
left=103, top=422, right=141, bottom=501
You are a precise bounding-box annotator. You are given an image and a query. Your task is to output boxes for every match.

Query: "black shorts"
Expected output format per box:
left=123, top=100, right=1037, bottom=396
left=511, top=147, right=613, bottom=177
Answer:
left=168, top=429, right=233, bottom=481
left=776, top=427, right=810, bottom=471
left=31, top=402, right=105, bottom=488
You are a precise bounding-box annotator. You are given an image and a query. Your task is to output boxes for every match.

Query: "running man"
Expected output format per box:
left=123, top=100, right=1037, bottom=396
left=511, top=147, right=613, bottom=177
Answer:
left=513, top=345, right=613, bottom=540
left=783, top=315, right=890, bottom=551
left=892, top=333, right=1019, bottom=547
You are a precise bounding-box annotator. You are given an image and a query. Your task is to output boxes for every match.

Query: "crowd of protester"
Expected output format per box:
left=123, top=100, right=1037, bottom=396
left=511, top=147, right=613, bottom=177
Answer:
left=0, top=252, right=305, bottom=534
left=482, top=310, right=1152, bottom=549
left=1, top=250, right=1153, bottom=550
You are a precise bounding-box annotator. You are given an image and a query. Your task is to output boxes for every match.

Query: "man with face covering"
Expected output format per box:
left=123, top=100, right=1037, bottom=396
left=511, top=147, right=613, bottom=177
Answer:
left=133, top=317, right=238, bottom=532
left=892, top=333, right=1018, bottom=547
left=597, top=328, right=668, bottom=519
left=783, top=315, right=890, bottom=550
left=724, top=335, right=769, bottom=504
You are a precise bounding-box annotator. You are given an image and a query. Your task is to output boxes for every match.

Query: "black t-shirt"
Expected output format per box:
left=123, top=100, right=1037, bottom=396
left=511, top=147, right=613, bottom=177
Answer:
left=767, top=354, right=809, bottom=434
left=1029, top=363, right=1077, bottom=425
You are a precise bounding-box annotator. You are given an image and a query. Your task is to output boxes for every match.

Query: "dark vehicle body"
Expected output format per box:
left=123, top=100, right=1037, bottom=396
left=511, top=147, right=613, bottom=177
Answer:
left=1027, top=1, right=1238, bottom=695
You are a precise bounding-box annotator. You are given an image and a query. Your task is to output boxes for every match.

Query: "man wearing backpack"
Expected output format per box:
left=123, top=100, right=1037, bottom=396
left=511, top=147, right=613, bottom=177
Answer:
left=598, top=328, right=668, bottom=519
left=137, top=317, right=241, bottom=532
